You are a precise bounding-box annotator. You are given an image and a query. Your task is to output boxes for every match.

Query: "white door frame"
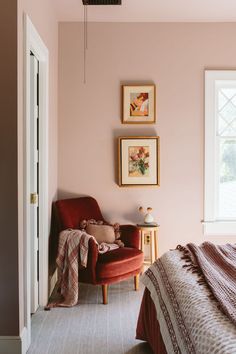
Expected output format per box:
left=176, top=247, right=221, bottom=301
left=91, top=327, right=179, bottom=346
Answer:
left=24, top=14, right=49, bottom=348
left=30, top=53, right=39, bottom=313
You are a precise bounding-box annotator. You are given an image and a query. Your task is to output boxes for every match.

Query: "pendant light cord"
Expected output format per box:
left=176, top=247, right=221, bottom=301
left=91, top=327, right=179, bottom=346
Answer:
left=83, top=4, right=88, bottom=84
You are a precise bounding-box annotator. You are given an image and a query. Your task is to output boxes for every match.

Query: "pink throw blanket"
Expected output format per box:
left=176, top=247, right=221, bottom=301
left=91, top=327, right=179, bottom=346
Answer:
left=178, top=242, right=236, bottom=325
left=52, top=229, right=119, bottom=307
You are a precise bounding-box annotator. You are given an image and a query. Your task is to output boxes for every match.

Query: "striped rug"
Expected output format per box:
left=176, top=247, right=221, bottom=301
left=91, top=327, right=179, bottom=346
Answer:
left=28, top=279, right=152, bottom=354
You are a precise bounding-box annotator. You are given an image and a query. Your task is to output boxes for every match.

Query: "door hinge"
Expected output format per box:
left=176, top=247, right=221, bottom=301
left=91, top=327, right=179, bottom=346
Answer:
left=30, top=193, right=38, bottom=205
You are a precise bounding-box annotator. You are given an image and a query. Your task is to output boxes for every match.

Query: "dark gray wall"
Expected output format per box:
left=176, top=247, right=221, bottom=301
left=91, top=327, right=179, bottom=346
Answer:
left=0, top=0, right=19, bottom=335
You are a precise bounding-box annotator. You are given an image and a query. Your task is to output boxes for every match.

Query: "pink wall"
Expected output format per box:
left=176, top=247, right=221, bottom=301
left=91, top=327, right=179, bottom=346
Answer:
left=58, top=22, right=236, bottom=257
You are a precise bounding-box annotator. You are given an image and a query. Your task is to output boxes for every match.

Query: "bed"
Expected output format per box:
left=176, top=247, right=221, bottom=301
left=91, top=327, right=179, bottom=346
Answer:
left=136, top=246, right=236, bottom=354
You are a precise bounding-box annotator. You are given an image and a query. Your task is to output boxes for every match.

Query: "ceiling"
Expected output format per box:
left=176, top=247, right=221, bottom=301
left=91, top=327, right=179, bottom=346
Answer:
left=56, top=0, right=236, bottom=22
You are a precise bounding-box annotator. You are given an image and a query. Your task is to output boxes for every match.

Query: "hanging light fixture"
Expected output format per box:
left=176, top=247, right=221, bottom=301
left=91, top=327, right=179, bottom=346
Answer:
left=82, top=0, right=122, bottom=83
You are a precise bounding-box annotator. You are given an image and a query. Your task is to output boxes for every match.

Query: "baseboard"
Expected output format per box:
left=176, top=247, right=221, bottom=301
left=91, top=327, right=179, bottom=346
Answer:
left=49, top=268, right=58, bottom=296
left=21, top=327, right=29, bottom=354
left=0, top=327, right=28, bottom=354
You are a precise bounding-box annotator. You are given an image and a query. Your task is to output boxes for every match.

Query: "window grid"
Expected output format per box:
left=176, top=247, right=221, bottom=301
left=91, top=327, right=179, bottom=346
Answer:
left=216, top=85, right=236, bottom=220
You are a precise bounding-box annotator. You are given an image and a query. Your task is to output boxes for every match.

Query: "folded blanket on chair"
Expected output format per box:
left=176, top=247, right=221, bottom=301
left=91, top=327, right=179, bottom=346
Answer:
left=48, top=229, right=119, bottom=308
left=56, top=229, right=92, bottom=307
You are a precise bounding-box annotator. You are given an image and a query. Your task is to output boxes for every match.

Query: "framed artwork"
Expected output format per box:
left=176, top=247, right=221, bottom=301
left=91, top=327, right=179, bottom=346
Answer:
left=118, top=136, right=160, bottom=187
left=122, top=85, right=156, bottom=124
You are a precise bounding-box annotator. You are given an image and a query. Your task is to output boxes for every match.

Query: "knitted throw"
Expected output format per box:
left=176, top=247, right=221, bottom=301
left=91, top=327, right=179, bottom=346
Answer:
left=177, top=242, right=236, bottom=325
left=56, top=229, right=93, bottom=307
left=47, top=229, right=119, bottom=308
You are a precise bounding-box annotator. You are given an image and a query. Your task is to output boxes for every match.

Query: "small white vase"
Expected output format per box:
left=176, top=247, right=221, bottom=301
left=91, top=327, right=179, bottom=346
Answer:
left=144, top=213, right=154, bottom=224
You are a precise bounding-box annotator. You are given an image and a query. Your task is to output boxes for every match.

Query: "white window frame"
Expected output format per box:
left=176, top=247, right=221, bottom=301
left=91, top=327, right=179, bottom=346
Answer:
left=204, top=70, right=236, bottom=235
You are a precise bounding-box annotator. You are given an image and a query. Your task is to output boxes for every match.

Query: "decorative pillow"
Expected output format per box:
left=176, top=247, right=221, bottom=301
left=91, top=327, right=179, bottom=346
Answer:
left=79, top=219, right=124, bottom=246
left=79, top=219, right=103, bottom=230
left=86, top=223, right=116, bottom=244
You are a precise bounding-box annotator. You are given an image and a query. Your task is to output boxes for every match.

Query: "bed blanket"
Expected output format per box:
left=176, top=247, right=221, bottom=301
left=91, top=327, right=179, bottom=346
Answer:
left=142, top=248, right=236, bottom=354
left=178, top=242, right=236, bottom=325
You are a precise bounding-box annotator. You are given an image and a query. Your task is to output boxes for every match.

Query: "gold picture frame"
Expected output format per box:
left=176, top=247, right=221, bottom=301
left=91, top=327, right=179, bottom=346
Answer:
left=118, top=136, right=160, bottom=187
left=122, top=85, right=156, bottom=124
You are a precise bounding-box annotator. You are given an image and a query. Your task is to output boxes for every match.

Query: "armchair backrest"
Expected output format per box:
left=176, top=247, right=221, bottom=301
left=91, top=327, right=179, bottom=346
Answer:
left=55, top=196, right=104, bottom=229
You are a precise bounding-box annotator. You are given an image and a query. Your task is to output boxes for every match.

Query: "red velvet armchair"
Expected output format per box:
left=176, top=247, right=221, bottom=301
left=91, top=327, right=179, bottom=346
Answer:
left=50, top=196, right=144, bottom=304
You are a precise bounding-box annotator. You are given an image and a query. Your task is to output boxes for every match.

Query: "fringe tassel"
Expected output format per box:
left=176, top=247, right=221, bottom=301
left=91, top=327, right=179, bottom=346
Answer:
left=176, top=244, right=220, bottom=307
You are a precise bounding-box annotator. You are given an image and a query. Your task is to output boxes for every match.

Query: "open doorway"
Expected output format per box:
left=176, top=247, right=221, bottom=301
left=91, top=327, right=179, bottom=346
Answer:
left=24, top=14, right=49, bottom=350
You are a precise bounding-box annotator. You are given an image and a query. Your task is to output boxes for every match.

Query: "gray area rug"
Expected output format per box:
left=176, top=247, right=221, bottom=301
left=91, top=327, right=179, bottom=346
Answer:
left=28, top=279, right=153, bottom=354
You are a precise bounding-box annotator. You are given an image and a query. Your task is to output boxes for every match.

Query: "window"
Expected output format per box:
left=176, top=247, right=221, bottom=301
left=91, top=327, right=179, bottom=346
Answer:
left=204, top=71, right=236, bottom=235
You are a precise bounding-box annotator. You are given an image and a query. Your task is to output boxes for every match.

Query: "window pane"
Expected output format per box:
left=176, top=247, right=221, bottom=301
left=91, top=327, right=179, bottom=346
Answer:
left=218, top=139, right=236, bottom=218
left=218, top=88, right=236, bottom=136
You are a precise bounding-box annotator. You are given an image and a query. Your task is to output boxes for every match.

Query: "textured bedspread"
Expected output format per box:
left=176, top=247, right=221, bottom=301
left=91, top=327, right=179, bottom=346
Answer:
left=178, top=242, right=236, bottom=325
left=142, top=249, right=236, bottom=354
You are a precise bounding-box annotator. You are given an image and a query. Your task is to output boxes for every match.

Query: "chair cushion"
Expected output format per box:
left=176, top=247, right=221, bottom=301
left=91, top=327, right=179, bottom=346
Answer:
left=96, top=247, right=143, bottom=280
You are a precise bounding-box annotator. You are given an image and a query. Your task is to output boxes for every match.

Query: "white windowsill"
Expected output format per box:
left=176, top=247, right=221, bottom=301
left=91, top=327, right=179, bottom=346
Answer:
left=203, top=221, right=236, bottom=235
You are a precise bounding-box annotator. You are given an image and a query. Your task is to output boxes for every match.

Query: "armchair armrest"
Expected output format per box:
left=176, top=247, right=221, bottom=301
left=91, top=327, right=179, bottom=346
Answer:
left=119, top=225, right=140, bottom=249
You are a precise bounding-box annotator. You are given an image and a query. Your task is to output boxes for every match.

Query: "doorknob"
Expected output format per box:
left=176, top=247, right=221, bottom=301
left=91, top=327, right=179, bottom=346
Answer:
left=30, top=193, right=38, bottom=205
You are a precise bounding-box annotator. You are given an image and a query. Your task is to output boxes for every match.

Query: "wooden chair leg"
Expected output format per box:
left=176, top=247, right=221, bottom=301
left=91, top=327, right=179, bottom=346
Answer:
left=134, top=274, right=139, bottom=291
left=102, top=284, right=108, bottom=304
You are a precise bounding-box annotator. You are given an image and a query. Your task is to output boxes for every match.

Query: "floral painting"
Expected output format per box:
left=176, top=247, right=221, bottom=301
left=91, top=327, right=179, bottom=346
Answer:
left=128, top=146, right=149, bottom=177
left=122, top=85, right=156, bottom=124
left=118, top=137, right=159, bottom=187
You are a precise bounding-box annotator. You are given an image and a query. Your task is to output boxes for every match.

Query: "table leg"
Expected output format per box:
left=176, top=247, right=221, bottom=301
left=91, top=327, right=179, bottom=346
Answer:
left=150, top=230, right=155, bottom=264
left=141, top=230, right=144, bottom=252
left=154, top=230, right=158, bottom=259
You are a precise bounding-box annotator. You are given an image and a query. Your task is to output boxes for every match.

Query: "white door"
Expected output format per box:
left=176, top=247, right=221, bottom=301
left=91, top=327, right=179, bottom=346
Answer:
left=30, top=53, right=39, bottom=314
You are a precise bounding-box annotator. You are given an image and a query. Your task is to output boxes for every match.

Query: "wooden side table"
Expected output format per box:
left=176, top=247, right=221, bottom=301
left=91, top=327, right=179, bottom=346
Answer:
left=137, top=224, right=159, bottom=265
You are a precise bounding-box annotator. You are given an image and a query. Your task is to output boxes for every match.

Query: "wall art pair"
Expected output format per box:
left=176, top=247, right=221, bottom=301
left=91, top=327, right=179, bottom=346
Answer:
left=119, top=84, right=159, bottom=187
